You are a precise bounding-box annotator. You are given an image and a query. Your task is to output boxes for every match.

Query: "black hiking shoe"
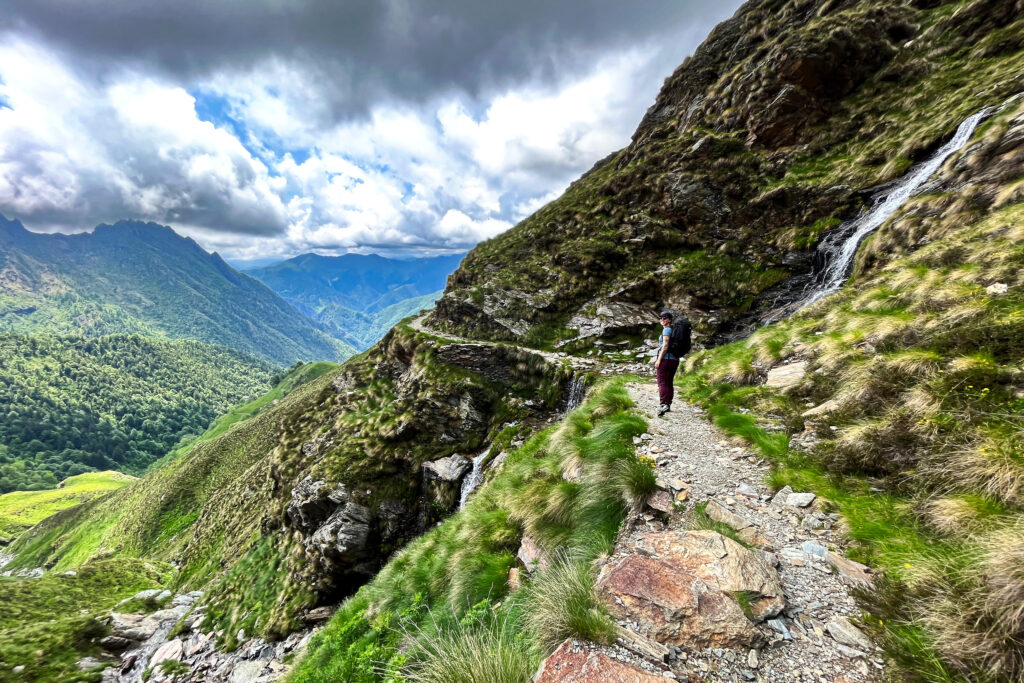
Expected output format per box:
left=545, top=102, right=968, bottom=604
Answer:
left=658, top=404, right=670, bottom=417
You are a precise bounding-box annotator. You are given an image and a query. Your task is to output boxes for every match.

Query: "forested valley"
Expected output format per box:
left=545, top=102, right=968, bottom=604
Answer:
left=0, top=334, right=276, bottom=492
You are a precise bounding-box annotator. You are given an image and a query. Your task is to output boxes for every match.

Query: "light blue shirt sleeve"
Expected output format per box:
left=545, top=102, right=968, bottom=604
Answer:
left=661, top=327, right=676, bottom=360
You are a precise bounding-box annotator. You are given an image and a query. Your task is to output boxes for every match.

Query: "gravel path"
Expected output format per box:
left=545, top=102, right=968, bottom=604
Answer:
left=588, top=381, right=887, bottom=682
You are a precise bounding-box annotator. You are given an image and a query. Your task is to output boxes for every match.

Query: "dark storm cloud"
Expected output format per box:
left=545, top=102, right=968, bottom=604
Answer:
left=2, top=0, right=729, bottom=117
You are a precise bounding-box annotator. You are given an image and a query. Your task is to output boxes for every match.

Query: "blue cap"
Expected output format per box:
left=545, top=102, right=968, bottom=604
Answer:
left=659, top=311, right=673, bottom=319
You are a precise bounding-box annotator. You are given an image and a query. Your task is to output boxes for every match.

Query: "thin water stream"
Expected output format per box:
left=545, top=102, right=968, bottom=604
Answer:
left=458, top=448, right=491, bottom=509
left=791, top=108, right=991, bottom=314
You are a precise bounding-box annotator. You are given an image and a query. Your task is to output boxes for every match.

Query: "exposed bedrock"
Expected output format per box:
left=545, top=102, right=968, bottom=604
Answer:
left=269, top=327, right=572, bottom=604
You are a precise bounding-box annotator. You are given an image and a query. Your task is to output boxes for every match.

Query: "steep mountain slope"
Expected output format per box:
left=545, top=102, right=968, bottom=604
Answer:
left=681, top=100, right=1024, bottom=679
left=0, top=334, right=278, bottom=491
left=429, top=0, right=1023, bottom=350
left=247, top=253, right=462, bottom=349
left=0, top=217, right=355, bottom=364
left=5, top=325, right=572, bottom=647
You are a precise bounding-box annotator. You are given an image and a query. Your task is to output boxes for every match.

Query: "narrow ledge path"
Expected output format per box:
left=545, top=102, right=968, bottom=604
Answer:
left=546, top=382, right=886, bottom=682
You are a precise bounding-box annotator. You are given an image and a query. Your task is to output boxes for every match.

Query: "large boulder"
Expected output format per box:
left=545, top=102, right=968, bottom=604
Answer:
left=764, top=361, right=807, bottom=392
left=597, top=554, right=762, bottom=649
left=306, top=502, right=374, bottom=576
left=108, top=612, right=163, bottom=642
left=634, top=530, right=785, bottom=621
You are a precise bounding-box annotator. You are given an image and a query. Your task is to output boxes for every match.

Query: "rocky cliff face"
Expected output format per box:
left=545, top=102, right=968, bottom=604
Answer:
left=429, top=0, right=1023, bottom=348
left=247, top=328, right=572, bottom=624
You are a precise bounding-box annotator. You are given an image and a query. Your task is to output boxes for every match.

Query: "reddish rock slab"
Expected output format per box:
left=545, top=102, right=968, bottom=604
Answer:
left=827, top=551, right=874, bottom=589
left=597, top=554, right=762, bottom=649
left=517, top=534, right=551, bottom=573
left=634, top=530, right=785, bottom=621
left=533, top=639, right=665, bottom=683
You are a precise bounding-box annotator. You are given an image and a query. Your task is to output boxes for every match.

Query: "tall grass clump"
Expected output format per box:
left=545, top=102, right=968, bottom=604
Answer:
left=523, top=550, right=617, bottom=650
left=402, top=605, right=535, bottom=683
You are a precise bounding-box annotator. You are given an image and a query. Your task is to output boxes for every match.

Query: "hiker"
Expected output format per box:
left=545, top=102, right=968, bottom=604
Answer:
left=654, top=310, right=690, bottom=417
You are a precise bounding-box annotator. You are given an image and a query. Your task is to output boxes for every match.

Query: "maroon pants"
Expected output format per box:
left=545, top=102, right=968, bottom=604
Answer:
left=657, top=358, right=679, bottom=406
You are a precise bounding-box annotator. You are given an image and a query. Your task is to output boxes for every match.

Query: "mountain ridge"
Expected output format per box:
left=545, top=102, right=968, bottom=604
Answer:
left=0, top=215, right=355, bottom=365
left=247, top=251, right=462, bottom=349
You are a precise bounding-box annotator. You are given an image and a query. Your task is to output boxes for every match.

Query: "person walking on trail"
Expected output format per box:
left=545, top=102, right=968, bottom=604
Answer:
left=655, top=310, right=690, bottom=417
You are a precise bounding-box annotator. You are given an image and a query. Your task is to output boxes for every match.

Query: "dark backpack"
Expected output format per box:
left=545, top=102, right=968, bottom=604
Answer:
left=668, top=319, right=691, bottom=357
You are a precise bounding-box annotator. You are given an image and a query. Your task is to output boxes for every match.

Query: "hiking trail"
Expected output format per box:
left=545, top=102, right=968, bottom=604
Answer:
left=535, top=381, right=886, bottom=682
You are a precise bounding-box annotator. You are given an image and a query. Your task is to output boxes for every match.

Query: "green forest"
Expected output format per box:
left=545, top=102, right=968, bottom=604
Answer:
left=0, top=334, right=277, bottom=492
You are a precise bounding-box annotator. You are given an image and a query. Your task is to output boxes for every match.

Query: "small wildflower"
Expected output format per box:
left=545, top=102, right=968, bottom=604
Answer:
left=904, top=563, right=912, bottom=568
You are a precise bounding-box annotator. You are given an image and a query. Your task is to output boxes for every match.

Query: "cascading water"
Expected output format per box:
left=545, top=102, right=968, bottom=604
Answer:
left=564, top=374, right=588, bottom=412
left=792, top=108, right=991, bottom=313
left=459, top=447, right=491, bottom=509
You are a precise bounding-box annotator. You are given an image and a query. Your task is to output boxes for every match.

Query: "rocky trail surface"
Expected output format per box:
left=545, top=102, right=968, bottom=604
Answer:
left=85, top=589, right=319, bottom=683
left=535, top=382, right=885, bottom=682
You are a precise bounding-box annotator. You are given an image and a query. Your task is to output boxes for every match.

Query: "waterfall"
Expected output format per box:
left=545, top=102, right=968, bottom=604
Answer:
left=793, top=108, right=991, bottom=312
left=459, top=448, right=491, bottom=509
left=565, top=374, right=588, bottom=412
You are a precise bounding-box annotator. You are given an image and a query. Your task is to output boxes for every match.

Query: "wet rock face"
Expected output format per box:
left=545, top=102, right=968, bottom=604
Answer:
left=285, top=478, right=376, bottom=590
left=421, top=454, right=471, bottom=511
left=267, top=326, right=569, bottom=620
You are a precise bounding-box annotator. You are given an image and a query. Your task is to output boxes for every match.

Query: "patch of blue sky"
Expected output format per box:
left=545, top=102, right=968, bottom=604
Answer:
left=0, top=73, right=10, bottom=110
left=191, top=88, right=311, bottom=166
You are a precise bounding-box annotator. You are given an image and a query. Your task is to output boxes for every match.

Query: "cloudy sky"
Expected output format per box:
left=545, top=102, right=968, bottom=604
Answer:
left=0, top=0, right=740, bottom=263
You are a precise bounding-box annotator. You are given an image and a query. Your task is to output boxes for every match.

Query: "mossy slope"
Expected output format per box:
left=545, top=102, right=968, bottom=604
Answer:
left=288, top=380, right=651, bottom=682
left=6, top=324, right=571, bottom=648
left=0, top=557, right=172, bottom=683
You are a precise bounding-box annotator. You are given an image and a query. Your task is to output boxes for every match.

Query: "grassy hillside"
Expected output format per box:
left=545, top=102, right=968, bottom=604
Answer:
left=0, top=333, right=278, bottom=492
left=0, top=217, right=355, bottom=365
left=429, top=0, right=1024, bottom=349
left=3, top=360, right=336, bottom=572
left=146, top=361, right=338, bottom=473
left=678, top=100, right=1024, bottom=679
left=0, top=558, right=172, bottom=683
left=0, top=471, right=134, bottom=541
left=5, top=325, right=570, bottom=648
left=309, top=290, right=442, bottom=350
